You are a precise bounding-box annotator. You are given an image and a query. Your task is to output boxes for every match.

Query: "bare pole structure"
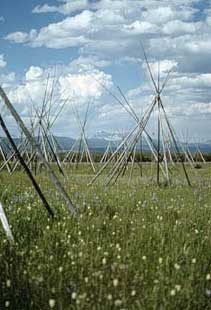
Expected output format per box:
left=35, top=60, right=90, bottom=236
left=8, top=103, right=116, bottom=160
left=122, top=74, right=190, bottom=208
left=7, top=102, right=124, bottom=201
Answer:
left=100, top=141, right=114, bottom=164
left=89, top=44, right=192, bottom=187
left=0, top=111, right=46, bottom=174
left=128, top=144, right=137, bottom=185
left=186, top=135, right=205, bottom=166
left=32, top=102, right=66, bottom=175
left=63, top=139, right=77, bottom=163
left=42, top=89, right=67, bottom=170
left=194, top=142, right=206, bottom=163
left=75, top=103, right=90, bottom=169
left=182, top=130, right=194, bottom=164
left=88, top=120, right=144, bottom=186
left=89, top=98, right=167, bottom=186
left=0, top=142, right=12, bottom=174
left=105, top=105, right=154, bottom=181
left=27, top=74, right=68, bottom=176
left=141, top=45, right=191, bottom=186
left=0, top=141, right=25, bottom=172
left=140, top=131, right=143, bottom=177
left=116, top=87, right=145, bottom=178
left=102, top=83, right=168, bottom=183
left=105, top=114, right=169, bottom=187
left=159, top=111, right=170, bottom=183
left=157, top=61, right=161, bottom=184
left=157, top=98, right=161, bottom=184
left=71, top=103, right=96, bottom=173
left=163, top=133, right=175, bottom=166
left=159, top=99, right=191, bottom=186
left=35, top=74, right=51, bottom=174
left=89, top=82, right=172, bottom=186
left=100, top=143, right=110, bottom=164
left=91, top=73, right=167, bottom=183
left=0, top=85, right=78, bottom=217
left=28, top=69, right=66, bottom=173
left=0, top=113, right=54, bottom=217
left=188, top=136, right=206, bottom=164
left=137, top=107, right=144, bottom=178
left=142, top=46, right=162, bottom=185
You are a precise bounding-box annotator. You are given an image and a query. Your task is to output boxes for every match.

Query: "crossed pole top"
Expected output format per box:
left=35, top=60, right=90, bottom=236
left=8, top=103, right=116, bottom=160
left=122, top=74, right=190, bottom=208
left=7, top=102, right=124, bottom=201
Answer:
left=141, top=43, right=173, bottom=99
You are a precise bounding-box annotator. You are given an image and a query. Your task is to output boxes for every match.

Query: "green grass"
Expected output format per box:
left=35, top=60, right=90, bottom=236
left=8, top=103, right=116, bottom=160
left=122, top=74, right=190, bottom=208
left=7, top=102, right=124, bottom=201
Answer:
left=0, top=163, right=211, bottom=309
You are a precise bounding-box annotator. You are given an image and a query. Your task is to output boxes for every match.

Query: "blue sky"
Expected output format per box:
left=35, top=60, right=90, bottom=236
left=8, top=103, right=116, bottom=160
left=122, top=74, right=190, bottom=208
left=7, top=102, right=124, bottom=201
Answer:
left=1, top=0, right=211, bottom=141
left=0, top=1, right=79, bottom=73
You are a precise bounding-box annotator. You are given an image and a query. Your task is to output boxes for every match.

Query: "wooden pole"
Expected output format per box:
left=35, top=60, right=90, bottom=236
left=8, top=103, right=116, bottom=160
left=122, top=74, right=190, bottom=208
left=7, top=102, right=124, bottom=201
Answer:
left=0, top=86, right=78, bottom=217
left=0, top=113, right=54, bottom=217
left=157, top=96, right=161, bottom=185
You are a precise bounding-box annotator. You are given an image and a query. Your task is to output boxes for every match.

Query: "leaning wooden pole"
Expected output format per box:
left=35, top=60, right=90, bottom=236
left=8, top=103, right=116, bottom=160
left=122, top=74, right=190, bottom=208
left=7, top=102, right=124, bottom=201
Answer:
left=159, top=99, right=191, bottom=186
left=140, top=134, right=143, bottom=177
left=0, top=113, right=54, bottom=217
left=0, top=144, right=12, bottom=174
left=0, top=86, right=78, bottom=217
left=157, top=97, right=161, bottom=185
left=0, top=201, right=14, bottom=243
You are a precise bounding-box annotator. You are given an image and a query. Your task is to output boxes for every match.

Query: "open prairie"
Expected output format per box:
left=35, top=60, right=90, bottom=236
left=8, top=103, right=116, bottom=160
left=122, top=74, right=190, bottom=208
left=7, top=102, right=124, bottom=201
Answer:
left=1, top=163, right=211, bottom=309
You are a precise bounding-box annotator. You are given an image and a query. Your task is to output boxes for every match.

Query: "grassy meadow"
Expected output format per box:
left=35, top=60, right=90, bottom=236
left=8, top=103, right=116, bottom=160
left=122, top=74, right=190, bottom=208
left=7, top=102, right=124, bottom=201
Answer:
left=0, top=163, right=211, bottom=309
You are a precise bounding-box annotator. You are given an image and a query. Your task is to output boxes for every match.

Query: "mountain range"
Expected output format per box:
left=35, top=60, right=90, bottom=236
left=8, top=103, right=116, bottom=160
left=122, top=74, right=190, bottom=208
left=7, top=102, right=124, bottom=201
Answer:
left=1, top=132, right=211, bottom=153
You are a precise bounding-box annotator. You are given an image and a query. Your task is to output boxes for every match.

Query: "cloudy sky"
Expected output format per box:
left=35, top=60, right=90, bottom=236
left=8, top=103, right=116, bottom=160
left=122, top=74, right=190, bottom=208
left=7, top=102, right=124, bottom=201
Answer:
left=0, top=0, right=211, bottom=141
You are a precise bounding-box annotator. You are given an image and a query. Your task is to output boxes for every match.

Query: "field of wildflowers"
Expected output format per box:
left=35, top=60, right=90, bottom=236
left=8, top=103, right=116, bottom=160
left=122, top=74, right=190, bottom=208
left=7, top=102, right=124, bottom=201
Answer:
left=0, top=163, right=211, bottom=309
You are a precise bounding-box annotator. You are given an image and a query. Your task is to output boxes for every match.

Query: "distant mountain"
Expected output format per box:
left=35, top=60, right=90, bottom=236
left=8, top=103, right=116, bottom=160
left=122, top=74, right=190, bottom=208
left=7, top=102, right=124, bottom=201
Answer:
left=1, top=135, right=211, bottom=153
left=52, top=137, right=211, bottom=153
left=184, top=143, right=211, bottom=154
left=92, top=130, right=124, bottom=141
left=53, top=136, right=75, bottom=150
left=0, top=136, right=75, bottom=151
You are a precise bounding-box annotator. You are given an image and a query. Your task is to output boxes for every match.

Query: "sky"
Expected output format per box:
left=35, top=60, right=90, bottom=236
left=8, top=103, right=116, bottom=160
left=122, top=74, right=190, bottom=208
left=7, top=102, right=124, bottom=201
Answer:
left=0, top=0, right=211, bottom=141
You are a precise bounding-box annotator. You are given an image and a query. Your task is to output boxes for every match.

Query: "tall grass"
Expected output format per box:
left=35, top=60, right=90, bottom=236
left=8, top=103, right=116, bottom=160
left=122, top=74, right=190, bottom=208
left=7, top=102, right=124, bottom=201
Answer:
left=0, top=163, right=211, bottom=309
